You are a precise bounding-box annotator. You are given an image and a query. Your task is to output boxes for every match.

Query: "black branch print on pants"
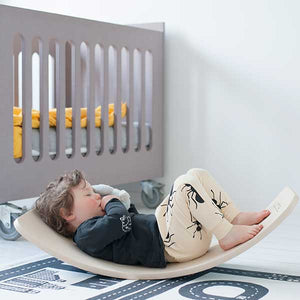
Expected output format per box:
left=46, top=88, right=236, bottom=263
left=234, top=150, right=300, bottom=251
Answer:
left=164, top=231, right=175, bottom=247
left=211, top=189, right=227, bottom=218
left=186, top=211, right=203, bottom=239
left=161, top=184, right=176, bottom=247
left=161, top=184, right=176, bottom=218
left=181, top=183, right=204, bottom=209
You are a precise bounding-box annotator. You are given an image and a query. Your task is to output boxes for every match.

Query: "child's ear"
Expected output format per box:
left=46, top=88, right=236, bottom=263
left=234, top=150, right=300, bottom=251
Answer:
left=59, top=208, right=75, bottom=222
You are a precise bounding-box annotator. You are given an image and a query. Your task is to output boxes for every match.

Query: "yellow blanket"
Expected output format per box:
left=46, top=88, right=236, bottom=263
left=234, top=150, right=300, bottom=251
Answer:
left=13, top=103, right=127, bottom=158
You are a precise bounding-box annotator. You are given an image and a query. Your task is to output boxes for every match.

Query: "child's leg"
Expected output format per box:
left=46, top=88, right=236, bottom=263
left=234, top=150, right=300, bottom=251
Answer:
left=156, top=170, right=235, bottom=262
left=186, top=168, right=270, bottom=226
left=155, top=168, right=263, bottom=262
left=186, top=168, right=240, bottom=222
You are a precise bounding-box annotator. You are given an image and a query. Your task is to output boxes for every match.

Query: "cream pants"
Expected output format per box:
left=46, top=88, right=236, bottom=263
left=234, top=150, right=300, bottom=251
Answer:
left=155, top=168, right=240, bottom=262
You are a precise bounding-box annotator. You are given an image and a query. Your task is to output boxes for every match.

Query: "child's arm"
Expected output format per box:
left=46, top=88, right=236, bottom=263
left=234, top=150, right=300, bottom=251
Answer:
left=74, top=198, right=132, bottom=251
left=100, top=195, right=118, bottom=211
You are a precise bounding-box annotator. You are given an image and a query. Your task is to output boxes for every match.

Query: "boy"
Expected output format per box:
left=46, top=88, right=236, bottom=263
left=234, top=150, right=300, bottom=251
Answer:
left=35, top=168, right=270, bottom=267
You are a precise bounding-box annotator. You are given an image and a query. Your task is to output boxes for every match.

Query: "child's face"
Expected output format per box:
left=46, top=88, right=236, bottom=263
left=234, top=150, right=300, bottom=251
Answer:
left=70, top=180, right=106, bottom=225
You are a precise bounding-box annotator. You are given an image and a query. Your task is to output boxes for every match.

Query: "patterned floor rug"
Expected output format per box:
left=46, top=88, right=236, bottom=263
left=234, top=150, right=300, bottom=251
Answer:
left=0, top=257, right=299, bottom=299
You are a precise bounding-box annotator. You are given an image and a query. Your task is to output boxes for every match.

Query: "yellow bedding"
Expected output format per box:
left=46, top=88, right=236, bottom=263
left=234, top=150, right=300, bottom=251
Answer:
left=13, top=103, right=127, bottom=158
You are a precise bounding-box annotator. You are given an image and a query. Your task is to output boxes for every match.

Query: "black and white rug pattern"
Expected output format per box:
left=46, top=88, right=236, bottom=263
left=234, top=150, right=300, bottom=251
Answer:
left=0, top=257, right=299, bottom=299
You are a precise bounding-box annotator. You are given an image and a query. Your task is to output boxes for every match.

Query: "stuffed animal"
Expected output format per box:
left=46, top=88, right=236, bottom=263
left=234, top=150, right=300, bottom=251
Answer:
left=93, top=184, right=131, bottom=210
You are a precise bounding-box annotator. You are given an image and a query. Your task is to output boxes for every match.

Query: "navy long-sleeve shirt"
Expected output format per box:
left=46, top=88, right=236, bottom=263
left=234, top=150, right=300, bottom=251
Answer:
left=73, top=199, right=167, bottom=268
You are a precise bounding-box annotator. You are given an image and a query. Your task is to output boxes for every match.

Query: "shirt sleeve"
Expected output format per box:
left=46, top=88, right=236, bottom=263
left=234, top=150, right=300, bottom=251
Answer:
left=74, top=199, right=132, bottom=252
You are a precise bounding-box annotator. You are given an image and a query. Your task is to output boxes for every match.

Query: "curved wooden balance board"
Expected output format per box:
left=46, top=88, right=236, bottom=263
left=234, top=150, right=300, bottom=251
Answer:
left=14, top=186, right=298, bottom=280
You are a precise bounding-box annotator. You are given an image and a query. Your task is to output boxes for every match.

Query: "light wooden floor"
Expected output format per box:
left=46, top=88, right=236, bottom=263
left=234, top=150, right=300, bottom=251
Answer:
left=1, top=197, right=299, bottom=276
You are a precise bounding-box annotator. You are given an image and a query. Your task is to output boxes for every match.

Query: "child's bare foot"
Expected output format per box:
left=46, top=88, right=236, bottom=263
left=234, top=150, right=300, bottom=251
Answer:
left=232, top=210, right=270, bottom=226
left=219, top=224, right=263, bottom=250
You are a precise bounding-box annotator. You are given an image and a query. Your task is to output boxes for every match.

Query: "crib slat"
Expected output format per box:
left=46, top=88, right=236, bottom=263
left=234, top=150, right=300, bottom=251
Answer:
left=116, top=47, right=122, bottom=153
left=140, top=50, right=146, bottom=151
left=40, top=38, right=49, bottom=161
left=102, top=46, right=109, bottom=154
left=0, top=32, right=13, bottom=163
left=57, top=41, right=66, bottom=159
left=23, top=39, right=32, bottom=161
left=129, top=48, right=135, bottom=152
left=88, top=42, right=96, bottom=157
left=152, top=46, right=164, bottom=164
left=73, top=42, right=82, bottom=158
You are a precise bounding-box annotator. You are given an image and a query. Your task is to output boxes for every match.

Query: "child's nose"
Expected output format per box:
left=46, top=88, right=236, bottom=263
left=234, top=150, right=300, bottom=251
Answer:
left=95, top=193, right=101, bottom=200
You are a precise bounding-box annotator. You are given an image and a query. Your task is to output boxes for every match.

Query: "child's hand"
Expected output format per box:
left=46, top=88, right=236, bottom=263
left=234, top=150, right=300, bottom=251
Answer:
left=100, top=195, right=119, bottom=211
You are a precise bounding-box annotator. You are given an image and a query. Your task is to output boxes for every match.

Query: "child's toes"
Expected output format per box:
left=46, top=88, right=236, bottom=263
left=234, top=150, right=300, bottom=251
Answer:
left=250, top=225, right=263, bottom=235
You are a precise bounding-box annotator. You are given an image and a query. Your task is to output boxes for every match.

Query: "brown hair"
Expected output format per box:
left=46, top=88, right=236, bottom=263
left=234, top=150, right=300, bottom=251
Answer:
left=35, top=169, right=86, bottom=238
